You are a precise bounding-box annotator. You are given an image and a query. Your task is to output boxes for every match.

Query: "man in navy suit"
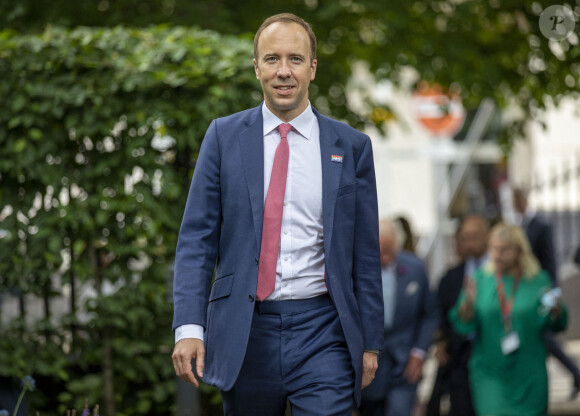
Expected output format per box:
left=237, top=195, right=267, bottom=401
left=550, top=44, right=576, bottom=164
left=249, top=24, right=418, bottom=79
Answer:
left=171, top=13, right=383, bottom=415
left=360, top=219, right=439, bottom=416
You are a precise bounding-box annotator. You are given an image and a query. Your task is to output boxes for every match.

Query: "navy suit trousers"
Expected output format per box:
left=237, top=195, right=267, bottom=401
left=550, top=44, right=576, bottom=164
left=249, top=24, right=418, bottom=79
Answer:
left=358, top=382, right=417, bottom=416
left=221, top=294, right=355, bottom=416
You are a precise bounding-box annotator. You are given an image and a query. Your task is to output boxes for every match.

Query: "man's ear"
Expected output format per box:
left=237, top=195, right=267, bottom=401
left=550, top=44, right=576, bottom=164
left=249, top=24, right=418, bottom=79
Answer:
left=310, top=58, right=317, bottom=81
left=253, top=58, right=260, bottom=80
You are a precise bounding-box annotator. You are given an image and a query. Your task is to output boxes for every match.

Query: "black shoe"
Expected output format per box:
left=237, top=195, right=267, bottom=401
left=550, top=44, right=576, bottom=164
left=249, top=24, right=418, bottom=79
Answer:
left=570, top=377, right=580, bottom=401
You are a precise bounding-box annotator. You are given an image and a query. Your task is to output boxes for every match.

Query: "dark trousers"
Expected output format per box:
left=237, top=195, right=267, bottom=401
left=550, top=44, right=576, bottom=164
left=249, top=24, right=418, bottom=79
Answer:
left=447, top=364, right=476, bottom=416
left=426, top=363, right=475, bottom=416
left=358, top=383, right=417, bottom=416
left=221, top=294, right=355, bottom=416
left=545, top=332, right=580, bottom=379
left=426, top=366, right=447, bottom=416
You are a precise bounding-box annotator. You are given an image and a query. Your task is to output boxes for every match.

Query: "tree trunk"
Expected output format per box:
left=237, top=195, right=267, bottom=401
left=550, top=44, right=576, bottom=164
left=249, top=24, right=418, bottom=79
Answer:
left=102, top=325, right=115, bottom=416
left=90, top=244, right=116, bottom=416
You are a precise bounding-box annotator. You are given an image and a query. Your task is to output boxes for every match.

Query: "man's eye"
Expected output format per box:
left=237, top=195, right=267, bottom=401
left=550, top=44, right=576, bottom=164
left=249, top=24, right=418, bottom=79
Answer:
left=266, top=57, right=277, bottom=62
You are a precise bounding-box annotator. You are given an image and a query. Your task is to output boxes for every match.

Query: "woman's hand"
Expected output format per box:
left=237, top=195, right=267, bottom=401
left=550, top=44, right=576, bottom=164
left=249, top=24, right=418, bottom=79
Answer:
left=549, top=301, right=562, bottom=319
left=464, top=276, right=476, bottom=305
left=458, top=276, right=476, bottom=322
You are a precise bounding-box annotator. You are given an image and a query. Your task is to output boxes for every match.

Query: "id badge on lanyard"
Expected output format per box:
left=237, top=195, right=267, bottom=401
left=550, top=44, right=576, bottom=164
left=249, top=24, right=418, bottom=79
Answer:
left=496, top=272, right=521, bottom=355
left=501, top=331, right=520, bottom=355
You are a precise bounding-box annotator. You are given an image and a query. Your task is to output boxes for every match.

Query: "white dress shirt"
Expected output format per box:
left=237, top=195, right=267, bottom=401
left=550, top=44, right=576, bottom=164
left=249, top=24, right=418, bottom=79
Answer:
left=382, top=264, right=397, bottom=329
left=176, top=103, right=326, bottom=343
left=513, top=207, right=535, bottom=228
left=465, top=254, right=488, bottom=278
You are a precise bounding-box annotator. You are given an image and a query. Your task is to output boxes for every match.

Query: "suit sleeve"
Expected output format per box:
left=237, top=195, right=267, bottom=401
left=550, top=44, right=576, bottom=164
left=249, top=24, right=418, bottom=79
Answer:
left=172, top=120, right=222, bottom=331
left=413, top=264, right=440, bottom=353
left=540, top=223, right=557, bottom=285
left=352, top=136, right=384, bottom=351
left=436, top=273, right=451, bottom=342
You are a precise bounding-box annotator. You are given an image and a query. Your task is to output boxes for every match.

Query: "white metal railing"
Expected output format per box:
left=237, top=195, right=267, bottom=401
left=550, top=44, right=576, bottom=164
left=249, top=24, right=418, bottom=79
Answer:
left=416, top=98, right=496, bottom=264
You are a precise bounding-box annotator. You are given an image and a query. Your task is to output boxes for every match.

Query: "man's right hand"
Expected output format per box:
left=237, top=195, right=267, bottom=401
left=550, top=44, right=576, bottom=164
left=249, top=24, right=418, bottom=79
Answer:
left=434, top=342, right=449, bottom=366
left=172, top=338, right=205, bottom=388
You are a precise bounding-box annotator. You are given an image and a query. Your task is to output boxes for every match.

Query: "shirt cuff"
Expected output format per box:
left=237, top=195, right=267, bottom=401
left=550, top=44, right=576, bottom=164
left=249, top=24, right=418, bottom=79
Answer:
left=175, top=324, right=204, bottom=344
left=410, top=348, right=426, bottom=360
left=364, top=349, right=379, bottom=354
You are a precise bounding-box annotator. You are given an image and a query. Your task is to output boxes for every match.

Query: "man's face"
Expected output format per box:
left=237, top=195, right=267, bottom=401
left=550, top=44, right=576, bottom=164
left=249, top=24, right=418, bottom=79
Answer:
left=253, top=22, right=317, bottom=122
left=459, top=219, right=488, bottom=259
left=512, top=191, right=527, bottom=214
left=379, top=233, right=397, bottom=268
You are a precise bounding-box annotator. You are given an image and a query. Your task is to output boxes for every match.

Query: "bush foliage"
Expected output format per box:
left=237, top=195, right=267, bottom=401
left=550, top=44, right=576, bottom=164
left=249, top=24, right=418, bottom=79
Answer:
left=0, top=25, right=259, bottom=415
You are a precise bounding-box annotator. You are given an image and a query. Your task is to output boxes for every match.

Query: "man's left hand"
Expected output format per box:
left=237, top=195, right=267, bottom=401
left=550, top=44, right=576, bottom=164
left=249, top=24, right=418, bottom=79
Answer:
left=361, top=351, right=378, bottom=389
left=403, top=355, right=423, bottom=384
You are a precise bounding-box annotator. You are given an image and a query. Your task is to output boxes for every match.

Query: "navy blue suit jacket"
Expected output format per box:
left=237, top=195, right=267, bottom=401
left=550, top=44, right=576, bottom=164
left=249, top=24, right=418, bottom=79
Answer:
left=172, top=105, right=383, bottom=404
left=525, top=215, right=557, bottom=284
left=362, top=251, right=439, bottom=401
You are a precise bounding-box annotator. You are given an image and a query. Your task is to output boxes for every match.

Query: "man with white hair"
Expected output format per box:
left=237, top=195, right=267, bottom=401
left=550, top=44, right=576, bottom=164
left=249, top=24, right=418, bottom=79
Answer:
left=359, top=219, right=439, bottom=415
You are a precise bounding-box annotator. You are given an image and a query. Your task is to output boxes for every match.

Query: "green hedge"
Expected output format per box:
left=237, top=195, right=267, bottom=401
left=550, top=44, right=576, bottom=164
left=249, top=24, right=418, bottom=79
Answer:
left=0, top=25, right=260, bottom=415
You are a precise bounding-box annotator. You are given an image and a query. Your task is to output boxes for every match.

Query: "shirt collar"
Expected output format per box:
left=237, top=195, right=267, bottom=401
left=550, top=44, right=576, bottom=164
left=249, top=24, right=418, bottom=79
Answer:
left=468, top=253, right=487, bottom=267
left=524, top=208, right=536, bottom=223
left=261, top=102, right=315, bottom=140
left=515, top=207, right=535, bottom=226
left=382, top=261, right=397, bottom=274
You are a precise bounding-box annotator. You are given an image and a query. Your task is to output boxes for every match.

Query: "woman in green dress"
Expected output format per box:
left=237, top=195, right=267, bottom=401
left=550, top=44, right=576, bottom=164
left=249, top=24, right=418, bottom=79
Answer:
left=450, top=222, right=567, bottom=416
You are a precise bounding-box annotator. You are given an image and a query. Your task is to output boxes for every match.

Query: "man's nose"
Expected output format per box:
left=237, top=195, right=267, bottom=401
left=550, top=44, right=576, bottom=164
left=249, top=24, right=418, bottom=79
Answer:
left=277, top=60, right=291, bottom=78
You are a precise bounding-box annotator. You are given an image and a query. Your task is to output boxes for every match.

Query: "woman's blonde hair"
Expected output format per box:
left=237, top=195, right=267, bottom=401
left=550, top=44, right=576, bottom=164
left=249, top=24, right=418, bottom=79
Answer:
left=484, top=222, right=541, bottom=278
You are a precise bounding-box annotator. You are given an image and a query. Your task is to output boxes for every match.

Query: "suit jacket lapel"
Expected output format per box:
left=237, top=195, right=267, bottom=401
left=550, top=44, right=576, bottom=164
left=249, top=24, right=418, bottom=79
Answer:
left=393, top=261, right=408, bottom=321
left=239, top=106, right=344, bottom=258
left=315, top=109, right=344, bottom=257
left=239, top=106, right=265, bottom=252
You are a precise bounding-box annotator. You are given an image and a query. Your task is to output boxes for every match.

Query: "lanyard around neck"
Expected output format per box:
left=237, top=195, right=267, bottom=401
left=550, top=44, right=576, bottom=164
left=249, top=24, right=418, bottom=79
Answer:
left=495, top=271, right=522, bottom=332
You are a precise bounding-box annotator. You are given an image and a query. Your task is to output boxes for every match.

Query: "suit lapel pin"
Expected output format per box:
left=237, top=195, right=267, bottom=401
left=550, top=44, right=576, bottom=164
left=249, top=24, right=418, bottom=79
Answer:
left=331, top=155, right=343, bottom=163
left=405, top=281, right=419, bottom=296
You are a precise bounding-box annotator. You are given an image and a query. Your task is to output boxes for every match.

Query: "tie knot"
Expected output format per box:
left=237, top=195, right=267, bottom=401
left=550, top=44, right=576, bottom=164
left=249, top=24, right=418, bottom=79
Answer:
left=277, top=123, right=292, bottom=139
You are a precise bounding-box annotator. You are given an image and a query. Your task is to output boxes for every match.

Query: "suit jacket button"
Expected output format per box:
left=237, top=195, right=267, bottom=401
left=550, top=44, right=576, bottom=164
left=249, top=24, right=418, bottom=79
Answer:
left=254, top=257, right=259, bottom=265
left=249, top=294, right=255, bottom=302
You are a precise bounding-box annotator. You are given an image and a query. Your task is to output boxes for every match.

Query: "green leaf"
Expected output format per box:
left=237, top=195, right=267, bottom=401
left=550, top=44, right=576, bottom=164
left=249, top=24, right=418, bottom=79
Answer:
left=73, top=239, right=86, bottom=256
left=29, top=127, right=43, bottom=140
left=12, top=94, right=26, bottom=112
left=13, top=138, right=27, bottom=152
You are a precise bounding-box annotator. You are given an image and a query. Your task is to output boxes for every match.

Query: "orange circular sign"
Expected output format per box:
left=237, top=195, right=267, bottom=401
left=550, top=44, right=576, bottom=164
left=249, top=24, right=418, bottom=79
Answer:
left=411, top=83, right=465, bottom=137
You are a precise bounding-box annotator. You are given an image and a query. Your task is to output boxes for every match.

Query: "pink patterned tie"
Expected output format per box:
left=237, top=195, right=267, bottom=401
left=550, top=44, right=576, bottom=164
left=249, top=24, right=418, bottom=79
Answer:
left=256, top=123, right=292, bottom=301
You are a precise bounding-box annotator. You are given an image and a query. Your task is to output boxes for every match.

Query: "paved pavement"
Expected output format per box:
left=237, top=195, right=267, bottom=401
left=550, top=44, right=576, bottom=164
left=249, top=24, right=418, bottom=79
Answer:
left=547, top=340, right=580, bottom=415
left=549, top=263, right=580, bottom=415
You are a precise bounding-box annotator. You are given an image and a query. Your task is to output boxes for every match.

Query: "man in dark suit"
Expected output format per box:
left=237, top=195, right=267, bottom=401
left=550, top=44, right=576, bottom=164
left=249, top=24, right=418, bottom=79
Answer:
left=360, top=219, right=439, bottom=416
left=513, top=188, right=556, bottom=282
left=513, top=188, right=580, bottom=398
left=171, top=13, right=383, bottom=415
left=427, top=215, right=488, bottom=416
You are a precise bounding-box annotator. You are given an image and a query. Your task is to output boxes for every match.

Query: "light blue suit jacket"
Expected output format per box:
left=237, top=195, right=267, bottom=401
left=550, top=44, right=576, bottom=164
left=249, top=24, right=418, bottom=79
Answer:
left=172, top=104, right=383, bottom=404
